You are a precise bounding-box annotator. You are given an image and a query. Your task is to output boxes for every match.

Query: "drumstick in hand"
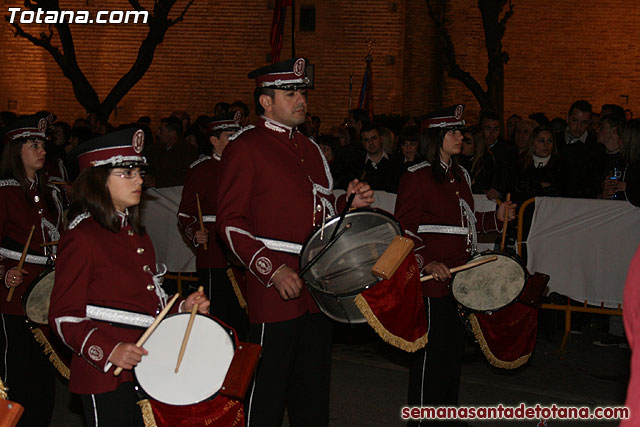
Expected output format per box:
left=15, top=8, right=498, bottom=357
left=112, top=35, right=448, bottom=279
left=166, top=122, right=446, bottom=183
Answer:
left=7, top=225, right=35, bottom=302
left=113, top=293, right=180, bottom=376
left=420, top=256, right=498, bottom=282
left=500, top=193, right=511, bottom=252
left=196, top=193, right=207, bottom=251
left=175, top=285, right=203, bottom=373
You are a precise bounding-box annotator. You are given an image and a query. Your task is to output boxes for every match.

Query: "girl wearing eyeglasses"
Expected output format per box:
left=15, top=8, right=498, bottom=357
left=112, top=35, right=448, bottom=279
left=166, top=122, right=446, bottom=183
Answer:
left=49, top=128, right=209, bottom=427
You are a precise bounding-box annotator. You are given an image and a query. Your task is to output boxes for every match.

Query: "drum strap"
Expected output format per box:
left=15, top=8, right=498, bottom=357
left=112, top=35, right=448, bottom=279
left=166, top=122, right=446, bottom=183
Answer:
left=256, top=237, right=303, bottom=255
left=417, top=225, right=468, bottom=235
left=86, top=305, right=154, bottom=328
left=0, top=247, right=48, bottom=265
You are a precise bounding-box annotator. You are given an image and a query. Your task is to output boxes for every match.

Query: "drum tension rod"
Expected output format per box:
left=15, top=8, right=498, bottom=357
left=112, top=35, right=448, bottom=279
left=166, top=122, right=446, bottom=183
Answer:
left=299, top=223, right=352, bottom=278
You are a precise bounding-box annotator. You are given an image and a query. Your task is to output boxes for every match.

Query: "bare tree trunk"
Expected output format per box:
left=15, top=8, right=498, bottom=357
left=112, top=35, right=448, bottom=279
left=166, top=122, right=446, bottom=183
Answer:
left=425, top=0, right=513, bottom=123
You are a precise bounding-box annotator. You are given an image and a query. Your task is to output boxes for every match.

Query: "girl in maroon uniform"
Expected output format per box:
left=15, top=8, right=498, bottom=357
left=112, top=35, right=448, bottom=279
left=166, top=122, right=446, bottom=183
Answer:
left=49, top=128, right=209, bottom=427
left=0, top=114, right=63, bottom=427
left=395, top=106, right=515, bottom=426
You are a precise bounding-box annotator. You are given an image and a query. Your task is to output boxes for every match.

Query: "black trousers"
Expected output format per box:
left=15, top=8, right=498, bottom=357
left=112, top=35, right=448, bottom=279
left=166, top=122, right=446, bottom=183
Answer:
left=196, top=267, right=248, bottom=340
left=0, top=314, right=55, bottom=427
left=80, top=382, right=143, bottom=427
left=408, top=295, right=466, bottom=427
left=245, top=312, right=332, bottom=427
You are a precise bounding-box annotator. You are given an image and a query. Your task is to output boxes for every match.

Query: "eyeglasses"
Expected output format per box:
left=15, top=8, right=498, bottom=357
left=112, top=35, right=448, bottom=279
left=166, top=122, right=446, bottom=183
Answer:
left=110, top=169, right=145, bottom=179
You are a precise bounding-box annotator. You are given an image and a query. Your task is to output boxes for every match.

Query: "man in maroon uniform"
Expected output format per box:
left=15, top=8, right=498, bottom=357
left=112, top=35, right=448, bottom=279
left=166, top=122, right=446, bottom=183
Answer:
left=178, top=112, right=248, bottom=338
left=216, top=58, right=374, bottom=427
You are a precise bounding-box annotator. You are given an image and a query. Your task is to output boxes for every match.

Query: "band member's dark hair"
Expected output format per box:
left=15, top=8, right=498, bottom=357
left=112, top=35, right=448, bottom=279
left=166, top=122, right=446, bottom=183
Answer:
left=253, top=87, right=276, bottom=116
left=68, top=167, right=145, bottom=235
left=419, top=127, right=464, bottom=184
left=0, top=137, right=57, bottom=213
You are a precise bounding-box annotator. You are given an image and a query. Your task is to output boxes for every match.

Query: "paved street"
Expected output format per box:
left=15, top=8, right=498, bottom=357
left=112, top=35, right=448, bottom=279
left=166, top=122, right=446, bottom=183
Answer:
left=50, top=319, right=630, bottom=426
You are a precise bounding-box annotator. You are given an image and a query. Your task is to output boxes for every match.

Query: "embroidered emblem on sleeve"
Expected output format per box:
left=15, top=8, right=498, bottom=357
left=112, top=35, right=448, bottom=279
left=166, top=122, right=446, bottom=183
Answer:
left=415, top=254, right=425, bottom=270
left=88, top=345, right=104, bottom=362
left=256, top=257, right=273, bottom=275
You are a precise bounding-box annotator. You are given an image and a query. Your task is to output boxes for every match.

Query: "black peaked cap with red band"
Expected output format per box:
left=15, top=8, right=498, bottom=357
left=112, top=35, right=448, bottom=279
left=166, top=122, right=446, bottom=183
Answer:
left=419, top=104, right=466, bottom=130
left=75, top=128, right=146, bottom=171
left=248, top=57, right=312, bottom=90
left=1, top=113, right=54, bottom=145
left=203, top=111, right=242, bottom=136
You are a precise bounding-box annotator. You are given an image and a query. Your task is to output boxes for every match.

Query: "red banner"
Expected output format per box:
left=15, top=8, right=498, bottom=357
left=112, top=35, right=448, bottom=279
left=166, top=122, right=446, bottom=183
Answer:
left=269, top=0, right=292, bottom=63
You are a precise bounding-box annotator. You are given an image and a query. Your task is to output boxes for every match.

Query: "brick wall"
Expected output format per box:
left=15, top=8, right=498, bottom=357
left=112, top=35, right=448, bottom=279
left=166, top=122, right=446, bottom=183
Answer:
left=443, top=0, right=640, bottom=124
left=1, top=1, right=639, bottom=130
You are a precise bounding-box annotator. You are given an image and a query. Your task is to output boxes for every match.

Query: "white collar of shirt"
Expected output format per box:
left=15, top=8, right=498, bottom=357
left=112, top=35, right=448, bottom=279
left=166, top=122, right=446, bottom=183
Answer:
left=26, top=175, right=37, bottom=190
left=565, top=129, right=588, bottom=144
left=115, top=209, right=129, bottom=228
left=365, top=152, right=388, bottom=167
left=212, top=151, right=222, bottom=161
left=532, top=154, right=551, bottom=168
left=440, top=159, right=452, bottom=172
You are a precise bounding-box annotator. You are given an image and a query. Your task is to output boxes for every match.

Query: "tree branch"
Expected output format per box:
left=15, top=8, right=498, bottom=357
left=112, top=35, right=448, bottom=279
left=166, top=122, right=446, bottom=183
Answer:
left=497, top=0, right=514, bottom=42
left=168, top=0, right=193, bottom=27
left=7, top=20, right=63, bottom=62
left=127, top=0, right=147, bottom=13
left=425, top=0, right=487, bottom=105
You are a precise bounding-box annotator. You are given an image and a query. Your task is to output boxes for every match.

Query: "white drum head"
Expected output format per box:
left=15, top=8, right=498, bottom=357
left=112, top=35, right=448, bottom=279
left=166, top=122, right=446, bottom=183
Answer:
left=452, top=254, right=525, bottom=312
left=135, top=314, right=235, bottom=405
left=24, top=270, right=56, bottom=324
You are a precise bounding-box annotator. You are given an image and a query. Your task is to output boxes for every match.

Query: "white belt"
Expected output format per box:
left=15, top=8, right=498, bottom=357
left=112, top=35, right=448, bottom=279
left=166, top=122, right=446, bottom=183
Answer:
left=417, top=225, right=469, bottom=235
left=257, top=237, right=303, bottom=255
left=86, top=305, right=154, bottom=328
left=0, top=247, right=49, bottom=265
left=202, top=215, right=216, bottom=223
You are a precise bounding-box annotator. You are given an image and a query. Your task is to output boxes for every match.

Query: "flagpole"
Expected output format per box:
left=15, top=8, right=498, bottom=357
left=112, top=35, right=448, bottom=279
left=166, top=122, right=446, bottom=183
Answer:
left=291, top=0, right=296, bottom=58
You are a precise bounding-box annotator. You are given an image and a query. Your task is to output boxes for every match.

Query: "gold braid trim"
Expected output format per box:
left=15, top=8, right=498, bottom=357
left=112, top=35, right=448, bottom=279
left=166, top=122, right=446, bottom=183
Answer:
left=31, top=328, right=70, bottom=379
left=0, top=378, right=8, bottom=400
left=227, top=268, right=248, bottom=312
left=137, top=399, right=158, bottom=427
left=354, top=294, right=428, bottom=353
left=468, top=314, right=531, bottom=369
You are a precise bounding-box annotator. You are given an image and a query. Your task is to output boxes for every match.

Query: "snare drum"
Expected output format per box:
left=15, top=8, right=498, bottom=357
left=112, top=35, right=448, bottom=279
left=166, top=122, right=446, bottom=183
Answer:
left=23, top=268, right=55, bottom=324
left=135, top=313, right=236, bottom=406
left=451, top=251, right=528, bottom=312
left=299, top=208, right=403, bottom=323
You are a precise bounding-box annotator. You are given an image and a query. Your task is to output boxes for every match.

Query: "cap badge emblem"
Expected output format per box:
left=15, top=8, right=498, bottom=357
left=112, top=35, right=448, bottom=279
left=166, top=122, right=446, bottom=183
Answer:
left=132, top=129, right=145, bottom=153
left=293, top=58, right=305, bottom=77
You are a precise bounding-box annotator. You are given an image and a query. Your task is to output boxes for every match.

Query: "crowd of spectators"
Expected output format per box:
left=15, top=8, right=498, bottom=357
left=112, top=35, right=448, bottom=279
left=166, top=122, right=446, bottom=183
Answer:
left=2, top=99, right=639, bottom=207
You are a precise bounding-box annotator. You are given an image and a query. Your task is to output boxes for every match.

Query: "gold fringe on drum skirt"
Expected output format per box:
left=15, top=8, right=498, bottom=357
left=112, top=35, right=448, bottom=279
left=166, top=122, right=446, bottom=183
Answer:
left=31, top=328, right=70, bottom=379
left=468, top=313, right=531, bottom=369
left=354, top=294, right=428, bottom=353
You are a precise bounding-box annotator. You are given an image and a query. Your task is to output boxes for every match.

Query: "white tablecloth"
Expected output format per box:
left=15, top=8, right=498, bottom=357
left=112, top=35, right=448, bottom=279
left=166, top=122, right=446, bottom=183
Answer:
left=140, top=187, right=196, bottom=272
left=526, top=197, right=640, bottom=308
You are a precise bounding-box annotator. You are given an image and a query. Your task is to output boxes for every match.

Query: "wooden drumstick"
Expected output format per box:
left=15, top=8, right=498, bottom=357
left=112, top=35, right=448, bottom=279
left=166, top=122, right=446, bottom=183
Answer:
left=175, top=285, right=203, bottom=373
left=420, top=255, right=498, bottom=282
left=7, top=225, right=35, bottom=302
left=500, top=193, right=511, bottom=252
left=113, top=293, right=180, bottom=376
left=195, top=193, right=208, bottom=251
left=40, top=240, right=59, bottom=247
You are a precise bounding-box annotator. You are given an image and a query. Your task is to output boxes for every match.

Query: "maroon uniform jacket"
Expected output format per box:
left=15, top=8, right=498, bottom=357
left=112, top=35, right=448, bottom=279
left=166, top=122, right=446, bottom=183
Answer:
left=178, top=154, right=227, bottom=269
left=49, top=215, right=179, bottom=394
left=0, top=178, right=63, bottom=315
left=395, top=162, right=501, bottom=297
left=217, top=117, right=347, bottom=323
